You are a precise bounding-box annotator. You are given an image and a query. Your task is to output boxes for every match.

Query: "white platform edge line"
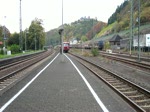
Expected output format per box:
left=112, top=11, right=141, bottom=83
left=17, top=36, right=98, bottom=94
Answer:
left=65, top=54, right=109, bottom=112
left=0, top=53, right=60, bottom=112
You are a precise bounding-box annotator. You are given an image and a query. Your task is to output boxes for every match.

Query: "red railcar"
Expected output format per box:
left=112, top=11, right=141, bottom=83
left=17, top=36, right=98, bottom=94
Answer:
left=63, top=42, right=70, bottom=53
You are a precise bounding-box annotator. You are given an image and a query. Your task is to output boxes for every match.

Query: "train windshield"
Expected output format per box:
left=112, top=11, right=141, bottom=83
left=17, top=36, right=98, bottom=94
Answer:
left=64, top=43, right=69, bottom=47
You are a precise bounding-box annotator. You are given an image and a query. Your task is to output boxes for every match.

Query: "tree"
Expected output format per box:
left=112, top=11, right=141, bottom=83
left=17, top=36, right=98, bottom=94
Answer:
left=104, top=41, right=110, bottom=50
left=8, top=32, right=19, bottom=45
left=28, top=18, right=45, bottom=50
left=107, top=0, right=129, bottom=25
left=81, top=35, right=88, bottom=42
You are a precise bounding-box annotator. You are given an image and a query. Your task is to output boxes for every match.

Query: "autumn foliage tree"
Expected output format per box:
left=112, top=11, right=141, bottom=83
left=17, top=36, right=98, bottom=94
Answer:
left=86, top=22, right=106, bottom=39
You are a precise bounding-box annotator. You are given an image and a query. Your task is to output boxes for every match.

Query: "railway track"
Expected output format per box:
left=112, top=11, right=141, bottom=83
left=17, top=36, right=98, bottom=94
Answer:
left=0, top=51, right=45, bottom=69
left=99, top=52, right=150, bottom=72
left=0, top=50, right=54, bottom=94
left=69, top=53, right=150, bottom=112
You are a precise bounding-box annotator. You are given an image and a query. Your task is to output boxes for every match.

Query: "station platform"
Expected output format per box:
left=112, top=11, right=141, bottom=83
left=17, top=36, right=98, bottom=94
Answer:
left=0, top=53, right=136, bottom=112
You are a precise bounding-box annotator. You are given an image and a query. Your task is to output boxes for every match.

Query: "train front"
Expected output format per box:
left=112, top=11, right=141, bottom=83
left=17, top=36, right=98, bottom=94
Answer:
left=63, top=42, right=70, bottom=53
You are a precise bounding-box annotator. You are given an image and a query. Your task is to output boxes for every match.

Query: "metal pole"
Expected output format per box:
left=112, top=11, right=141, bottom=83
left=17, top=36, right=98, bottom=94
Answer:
left=61, top=0, right=64, bottom=54
left=92, top=18, right=94, bottom=48
left=39, top=35, right=40, bottom=50
left=60, top=33, right=62, bottom=54
left=25, top=30, right=27, bottom=51
left=130, top=0, right=133, bottom=55
left=3, top=27, right=6, bottom=55
left=19, top=0, right=22, bottom=51
left=138, top=0, right=141, bottom=62
left=35, top=33, right=36, bottom=51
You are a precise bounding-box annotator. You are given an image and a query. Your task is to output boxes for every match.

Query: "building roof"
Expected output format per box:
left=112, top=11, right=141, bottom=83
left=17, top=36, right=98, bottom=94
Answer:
left=109, top=35, right=122, bottom=42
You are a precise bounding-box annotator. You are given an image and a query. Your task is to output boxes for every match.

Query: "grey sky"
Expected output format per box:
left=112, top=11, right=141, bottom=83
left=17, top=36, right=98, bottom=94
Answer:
left=0, top=0, right=125, bottom=33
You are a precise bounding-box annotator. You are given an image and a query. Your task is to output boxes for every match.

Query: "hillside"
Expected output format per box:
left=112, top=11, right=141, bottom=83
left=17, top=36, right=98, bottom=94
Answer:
left=46, top=0, right=150, bottom=46
left=45, top=17, right=106, bottom=46
left=96, top=0, right=150, bottom=40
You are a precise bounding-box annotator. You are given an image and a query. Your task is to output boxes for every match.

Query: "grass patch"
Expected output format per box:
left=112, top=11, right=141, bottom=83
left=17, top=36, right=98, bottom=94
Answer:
left=0, top=50, right=44, bottom=59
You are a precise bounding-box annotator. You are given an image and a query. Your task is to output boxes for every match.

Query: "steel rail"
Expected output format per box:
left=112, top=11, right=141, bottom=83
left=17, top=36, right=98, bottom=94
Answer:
left=0, top=50, right=53, bottom=82
left=100, top=53, right=150, bottom=72
left=69, top=53, right=150, bottom=112
left=0, top=51, right=45, bottom=67
left=0, top=53, right=45, bottom=71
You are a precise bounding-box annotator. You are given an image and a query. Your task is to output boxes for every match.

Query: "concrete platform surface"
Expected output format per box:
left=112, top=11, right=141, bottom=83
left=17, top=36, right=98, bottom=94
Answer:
left=0, top=53, right=136, bottom=112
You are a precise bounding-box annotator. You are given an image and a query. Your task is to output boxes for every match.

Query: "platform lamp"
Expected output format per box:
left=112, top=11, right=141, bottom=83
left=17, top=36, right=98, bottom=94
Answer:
left=58, top=28, right=64, bottom=54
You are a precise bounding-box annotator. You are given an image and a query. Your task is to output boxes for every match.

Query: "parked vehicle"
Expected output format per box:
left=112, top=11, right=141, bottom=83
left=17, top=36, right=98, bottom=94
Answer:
left=120, top=34, right=150, bottom=51
left=98, top=41, right=104, bottom=50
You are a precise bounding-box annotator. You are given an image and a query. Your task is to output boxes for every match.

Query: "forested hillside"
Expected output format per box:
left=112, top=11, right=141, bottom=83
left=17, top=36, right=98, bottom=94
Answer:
left=101, top=0, right=150, bottom=36
left=46, top=0, right=150, bottom=46
left=45, top=18, right=106, bottom=46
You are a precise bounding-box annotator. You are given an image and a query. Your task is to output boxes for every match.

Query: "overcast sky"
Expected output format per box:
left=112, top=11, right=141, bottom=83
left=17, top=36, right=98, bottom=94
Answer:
left=0, top=0, right=125, bottom=33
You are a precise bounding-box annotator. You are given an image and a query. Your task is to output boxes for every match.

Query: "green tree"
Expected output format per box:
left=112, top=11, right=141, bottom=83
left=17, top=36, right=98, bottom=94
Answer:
left=28, top=18, right=45, bottom=50
left=104, top=41, right=110, bottom=50
left=81, top=35, right=88, bottom=42
left=0, top=26, right=3, bottom=39
left=8, top=32, right=19, bottom=46
left=9, top=44, right=20, bottom=54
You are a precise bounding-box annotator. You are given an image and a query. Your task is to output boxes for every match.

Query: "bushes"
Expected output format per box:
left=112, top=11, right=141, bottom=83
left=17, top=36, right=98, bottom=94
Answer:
left=0, top=48, right=3, bottom=55
left=9, top=44, right=20, bottom=54
left=104, top=41, right=111, bottom=50
left=91, top=48, right=99, bottom=56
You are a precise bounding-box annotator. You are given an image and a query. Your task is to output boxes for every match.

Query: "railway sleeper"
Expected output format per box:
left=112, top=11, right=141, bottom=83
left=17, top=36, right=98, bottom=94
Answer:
left=6, top=78, right=18, bottom=82
left=113, top=85, right=129, bottom=89
left=0, top=84, right=9, bottom=88
left=0, top=81, right=12, bottom=86
left=0, top=76, right=19, bottom=85
left=117, top=87, right=133, bottom=92
left=135, top=98, right=150, bottom=105
left=128, top=94, right=146, bottom=100
left=99, top=75, right=113, bottom=79
left=0, top=86, right=6, bottom=90
left=122, top=90, right=138, bottom=95
left=103, top=76, right=115, bottom=79
left=108, top=80, right=122, bottom=83
left=0, top=81, right=11, bottom=84
left=105, top=78, right=116, bottom=81
left=111, top=82, right=124, bottom=86
left=10, top=74, right=23, bottom=79
left=140, top=105, right=150, bottom=112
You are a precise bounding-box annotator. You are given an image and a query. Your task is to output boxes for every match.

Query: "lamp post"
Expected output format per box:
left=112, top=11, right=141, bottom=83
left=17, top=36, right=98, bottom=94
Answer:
left=137, top=0, right=141, bottom=62
left=61, top=0, right=64, bottom=54
left=39, top=35, right=40, bottom=50
left=129, top=0, right=133, bottom=56
left=25, top=30, right=27, bottom=51
left=58, top=28, right=64, bottom=54
left=35, top=33, right=36, bottom=51
left=58, top=0, right=64, bottom=54
left=19, top=0, right=22, bottom=51
left=25, top=29, right=28, bottom=51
